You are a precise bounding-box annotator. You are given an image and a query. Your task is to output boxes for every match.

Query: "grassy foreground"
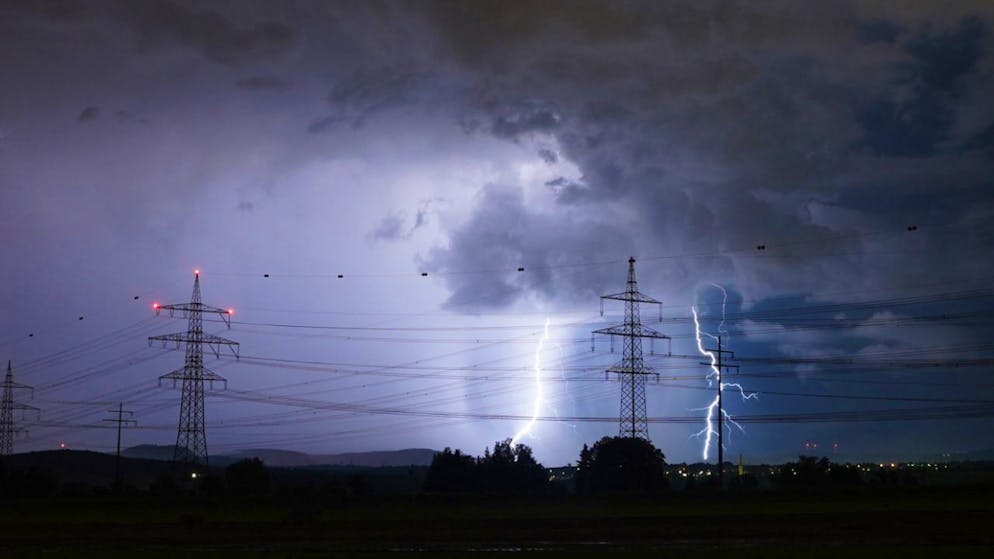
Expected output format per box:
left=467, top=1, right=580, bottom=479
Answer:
left=2, top=484, right=993, bottom=557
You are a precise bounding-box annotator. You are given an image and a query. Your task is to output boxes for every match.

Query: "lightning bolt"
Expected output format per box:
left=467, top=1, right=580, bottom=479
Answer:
left=691, top=286, right=758, bottom=461
left=511, top=318, right=551, bottom=446
left=712, top=282, right=728, bottom=335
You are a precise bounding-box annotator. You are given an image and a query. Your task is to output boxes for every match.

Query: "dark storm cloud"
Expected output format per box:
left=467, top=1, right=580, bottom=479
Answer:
left=306, top=116, right=344, bottom=134
left=414, top=1, right=994, bottom=311
left=235, top=76, right=292, bottom=91
left=115, top=0, right=295, bottom=65
left=369, top=213, right=407, bottom=242
left=858, top=17, right=987, bottom=158
left=0, top=0, right=89, bottom=22
left=368, top=200, right=438, bottom=243
left=544, top=177, right=589, bottom=202
left=962, top=122, right=994, bottom=153
left=490, top=102, right=561, bottom=140
left=3, top=0, right=295, bottom=65
left=77, top=106, right=99, bottom=122
left=421, top=185, right=634, bottom=310
left=318, top=66, right=432, bottom=131
left=114, top=109, right=146, bottom=124
left=416, top=0, right=723, bottom=65
left=856, top=20, right=904, bottom=45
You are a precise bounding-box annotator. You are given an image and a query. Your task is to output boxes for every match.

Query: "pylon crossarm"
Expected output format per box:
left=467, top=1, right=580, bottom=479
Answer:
left=600, top=291, right=661, bottom=304
left=606, top=365, right=657, bottom=376
left=103, top=418, right=137, bottom=426
left=149, top=333, right=183, bottom=349
left=155, top=302, right=233, bottom=325
left=207, top=377, right=228, bottom=390
left=206, top=340, right=240, bottom=359
left=159, top=368, right=227, bottom=383
left=149, top=332, right=239, bottom=350
left=15, top=405, right=40, bottom=422
left=159, top=367, right=227, bottom=388
left=201, top=366, right=228, bottom=388
left=593, top=323, right=671, bottom=339
left=5, top=381, right=33, bottom=391
left=600, top=292, right=661, bottom=318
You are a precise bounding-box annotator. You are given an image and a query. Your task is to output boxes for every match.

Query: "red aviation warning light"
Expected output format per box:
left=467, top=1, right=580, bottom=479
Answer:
left=194, top=268, right=201, bottom=276
left=227, top=308, right=234, bottom=315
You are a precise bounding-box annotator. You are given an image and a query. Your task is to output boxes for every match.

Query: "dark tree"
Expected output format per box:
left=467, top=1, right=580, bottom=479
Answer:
left=423, top=441, right=549, bottom=494
left=423, top=447, right=476, bottom=493
left=477, top=439, right=548, bottom=494
left=777, top=456, right=863, bottom=488
left=225, top=457, right=270, bottom=497
left=576, top=437, right=668, bottom=495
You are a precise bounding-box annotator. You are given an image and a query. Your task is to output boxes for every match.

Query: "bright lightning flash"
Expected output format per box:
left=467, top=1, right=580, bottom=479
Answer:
left=511, top=318, right=551, bottom=446
left=691, top=288, right=758, bottom=461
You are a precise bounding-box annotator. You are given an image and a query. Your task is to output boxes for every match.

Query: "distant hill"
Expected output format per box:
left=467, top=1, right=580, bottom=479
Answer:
left=120, top=445, right=438, bottom=468
left=0, top=449, right=431, bottom=494
left=121, top=444, right=178, bottom=461
left=1, top=450, right=176, bottom=487
left=227, top=448, right=437, bottom=467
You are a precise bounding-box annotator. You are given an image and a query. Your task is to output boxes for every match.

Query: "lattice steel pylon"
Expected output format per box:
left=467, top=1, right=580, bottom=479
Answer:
left=1, top=360, right=38, bottom=456
left=149, top=271, right=238, bottom=468
left=592, top=258, right=670, bottom=440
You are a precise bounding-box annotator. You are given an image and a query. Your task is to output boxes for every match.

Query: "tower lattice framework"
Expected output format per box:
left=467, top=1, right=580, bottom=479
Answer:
left=149, top=272, right=238, bottom=467
left=1, top=360, right=38, bottom=456
left=592, top=258, right=670, bottom=440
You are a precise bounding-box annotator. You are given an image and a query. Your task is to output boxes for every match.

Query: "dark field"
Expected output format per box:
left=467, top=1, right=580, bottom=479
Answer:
left=2, top=485, right=993, bottom=557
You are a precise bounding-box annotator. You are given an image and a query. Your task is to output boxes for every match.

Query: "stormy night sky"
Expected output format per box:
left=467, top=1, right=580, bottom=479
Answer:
left=2, top=0, right=993, bottom=466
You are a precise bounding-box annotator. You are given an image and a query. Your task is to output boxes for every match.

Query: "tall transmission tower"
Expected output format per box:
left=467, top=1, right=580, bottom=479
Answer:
left=592, top=257, right=670, bottom=440
left=149, top=271, right=239, bottom=469
left=1, top=360, right=39, bottom=456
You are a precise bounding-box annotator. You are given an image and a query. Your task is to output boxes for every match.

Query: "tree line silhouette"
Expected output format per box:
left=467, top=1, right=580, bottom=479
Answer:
left=423, top=436, right=670, bottom=496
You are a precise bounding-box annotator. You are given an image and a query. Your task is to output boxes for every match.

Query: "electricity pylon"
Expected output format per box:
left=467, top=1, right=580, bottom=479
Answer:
left=592, top=257, right=670, bottom=440
left=149, top=271, right=238, bottom=468
left=1, top=360, right=38, bottom=456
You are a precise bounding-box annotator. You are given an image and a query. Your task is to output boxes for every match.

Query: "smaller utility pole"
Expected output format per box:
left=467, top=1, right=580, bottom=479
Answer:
left=103, top=402, right=136, bottom=488
left=700, top=336, right=738, bottom=487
